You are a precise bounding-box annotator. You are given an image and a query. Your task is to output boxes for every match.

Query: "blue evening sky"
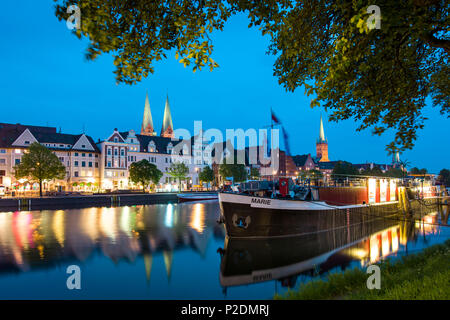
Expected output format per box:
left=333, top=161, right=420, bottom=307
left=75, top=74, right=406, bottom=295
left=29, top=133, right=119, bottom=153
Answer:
left=0, top=1, right=447, bottom=173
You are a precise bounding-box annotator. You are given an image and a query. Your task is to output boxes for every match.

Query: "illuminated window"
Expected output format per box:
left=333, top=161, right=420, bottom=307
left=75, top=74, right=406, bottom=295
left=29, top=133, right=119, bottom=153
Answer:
left=15, top=149, right=21, bottom=154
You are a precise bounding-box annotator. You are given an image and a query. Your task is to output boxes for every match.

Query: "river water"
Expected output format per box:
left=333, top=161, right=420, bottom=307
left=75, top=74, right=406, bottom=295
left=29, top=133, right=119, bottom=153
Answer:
left=0, top=201, right=448, bottom=299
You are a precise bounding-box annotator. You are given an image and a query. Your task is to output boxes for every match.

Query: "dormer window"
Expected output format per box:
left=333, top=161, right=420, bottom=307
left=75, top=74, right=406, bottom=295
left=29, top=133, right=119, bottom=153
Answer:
left=149, top=141, right=156, bottom=153
left=167, top=143, right=173, bottom=154
left=114, top=137, right=118, bottom=143
left=182, top=145, right=189, bottom=156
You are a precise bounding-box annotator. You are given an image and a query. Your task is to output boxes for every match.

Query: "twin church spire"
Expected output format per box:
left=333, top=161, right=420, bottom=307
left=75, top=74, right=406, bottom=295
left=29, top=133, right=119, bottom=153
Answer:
left=140, top=93, right=174, bottom=138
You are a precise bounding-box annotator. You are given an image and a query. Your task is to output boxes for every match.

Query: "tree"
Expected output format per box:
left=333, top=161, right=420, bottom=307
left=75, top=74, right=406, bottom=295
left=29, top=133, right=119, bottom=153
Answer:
left=331, top=161, right=359, bottom=183
left=14, top=142, right=66, bottom=197
left=167, top=162, right=190, bottom=192
left=129, top=159, right=163, bottom=192
left=54, top=0, right=449, bottom=152
left=198, top=165, right=215, bottom=189
left=298, top=169, right=323, bottom=185
left=437, top=169, right=450, bottom=186
left=384, top=167, right=404, bottom=178
left=361, top=166, right=384, bottom=177
left=219, top=161, right=247, bottom=184
left=410, top=167, right=421, bottom=175
left=249, top=167, right=260, bottom=180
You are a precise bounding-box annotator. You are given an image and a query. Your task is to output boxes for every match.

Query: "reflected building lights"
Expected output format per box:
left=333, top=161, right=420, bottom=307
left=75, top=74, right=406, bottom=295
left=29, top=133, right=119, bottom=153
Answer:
left=189, top=203, right=205, bottom=233
left=165, top=204, right=174, bottom=228
left=99, top=207, right=117, bottom=241
left=120, top=206, right=133, bottom=236
left=52, top=210, right=65, bottom=246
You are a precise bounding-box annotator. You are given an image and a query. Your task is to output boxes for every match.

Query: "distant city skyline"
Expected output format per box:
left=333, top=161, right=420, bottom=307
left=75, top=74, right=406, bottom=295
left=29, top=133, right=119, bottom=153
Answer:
left=1, top=0, right=448, bottom=173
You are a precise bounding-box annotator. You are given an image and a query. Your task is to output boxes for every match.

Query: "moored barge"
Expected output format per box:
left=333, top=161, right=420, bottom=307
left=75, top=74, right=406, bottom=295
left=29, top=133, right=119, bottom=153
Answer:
left=218, top=178, right=423, bottom=239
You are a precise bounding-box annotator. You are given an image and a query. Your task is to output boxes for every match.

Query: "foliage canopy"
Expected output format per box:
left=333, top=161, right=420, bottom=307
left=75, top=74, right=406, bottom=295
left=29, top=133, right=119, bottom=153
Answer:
left=55, top=0, right=449, bottom=152
left=14, top=142, right=66, bottom=197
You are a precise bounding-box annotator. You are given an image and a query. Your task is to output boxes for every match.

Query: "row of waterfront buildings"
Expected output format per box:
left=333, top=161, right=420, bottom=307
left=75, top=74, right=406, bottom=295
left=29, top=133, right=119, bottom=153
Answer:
left=0, top=94, right=402, bottom=194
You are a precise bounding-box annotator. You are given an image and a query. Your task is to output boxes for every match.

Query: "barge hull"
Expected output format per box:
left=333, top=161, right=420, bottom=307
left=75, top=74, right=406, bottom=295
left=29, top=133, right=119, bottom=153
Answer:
left=219, top=193, right=400, bottom=238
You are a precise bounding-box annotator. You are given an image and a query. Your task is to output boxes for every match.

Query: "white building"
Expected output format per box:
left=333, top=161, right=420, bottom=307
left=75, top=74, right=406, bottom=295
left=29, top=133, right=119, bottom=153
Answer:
left=0, top=123, right=101, bottom=193
left=97, top=93, right=212, bottom=191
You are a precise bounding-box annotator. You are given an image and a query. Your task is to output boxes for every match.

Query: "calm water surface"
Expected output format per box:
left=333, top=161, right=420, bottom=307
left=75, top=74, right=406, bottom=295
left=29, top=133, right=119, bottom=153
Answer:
left=0, top=201, right=448, bottom=299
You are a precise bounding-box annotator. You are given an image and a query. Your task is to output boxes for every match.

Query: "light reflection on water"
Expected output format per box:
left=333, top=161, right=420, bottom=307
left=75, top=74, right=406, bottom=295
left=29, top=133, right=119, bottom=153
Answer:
left=0, top=202, right=448, bottom=299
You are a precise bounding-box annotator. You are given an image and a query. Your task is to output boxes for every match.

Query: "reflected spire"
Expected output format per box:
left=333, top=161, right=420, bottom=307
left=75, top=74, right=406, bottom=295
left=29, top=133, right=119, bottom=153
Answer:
left=163, top=250, right=173, bottom=281
left=144, top=253, right=153, bottom=284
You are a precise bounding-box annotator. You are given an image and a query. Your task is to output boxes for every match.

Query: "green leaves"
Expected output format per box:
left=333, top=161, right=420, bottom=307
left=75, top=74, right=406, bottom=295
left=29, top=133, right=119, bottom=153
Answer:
left=129, top=159, right=163, bottom=191
left=14, top=143, right=66, bottom=196
left=199, top=165, right=215, bottom=183
left=219, top=161, right=247, bottom=182
left=54, top=0, right=449, bottom=151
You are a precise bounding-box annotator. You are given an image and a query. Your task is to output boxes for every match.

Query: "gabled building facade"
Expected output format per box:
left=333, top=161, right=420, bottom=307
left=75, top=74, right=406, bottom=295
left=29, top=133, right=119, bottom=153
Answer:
left=0, top=123, right=101, bottom=193
left=98, top=94, right=209, bottom=191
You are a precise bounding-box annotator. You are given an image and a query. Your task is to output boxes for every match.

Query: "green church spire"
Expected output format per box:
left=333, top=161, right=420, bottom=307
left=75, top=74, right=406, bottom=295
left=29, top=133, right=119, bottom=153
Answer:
left=161, top=94, right=174, bottom=137
left=318, top=114, right=327, bottom=143
left=141, top=92, right=155, bottom=136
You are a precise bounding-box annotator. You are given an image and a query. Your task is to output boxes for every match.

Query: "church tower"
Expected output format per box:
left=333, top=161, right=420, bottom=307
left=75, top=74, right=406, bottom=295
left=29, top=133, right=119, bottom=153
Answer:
left=316, top=115, right=329, bottom=162
left=161, top=95, right=174, bottom=138
left=141, top=93, right=156, bottom=136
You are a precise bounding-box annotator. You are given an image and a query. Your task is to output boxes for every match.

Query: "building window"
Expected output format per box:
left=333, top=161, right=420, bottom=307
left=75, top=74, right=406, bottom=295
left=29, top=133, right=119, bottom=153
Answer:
left=0, top=170, right=5, bottom=176
left=0, top=159, right=5, bottom=165
left=114, top=149, right=118, bottom=156
left=82, top=145, right=86, bottom=148
left=114, top=137, right=118, bottom=142
left=82, top=161, right=86, bottom=167
left=15, top=159, right=20, bottom=165
left=120, top=149, right=125, bottom=156
left=74, top=171, right=79, bottom=177
left=82, top=153, right=86, bottom=157
left=89, top=153, right=92, bottom=157
left=107, top=161, right=111, bottom=168
left=75, top=152, right=79, bottom=157
left=24, top=141, right=30, bottom=145
left=0, top=149, right=5, bottom=153
left=15, top=149, right=21, bottom=154
left=95, top=162, right=98, bottom=168
left=88, top=162, right=93, bottom=167
left=74, top=161, right=79, bottom=166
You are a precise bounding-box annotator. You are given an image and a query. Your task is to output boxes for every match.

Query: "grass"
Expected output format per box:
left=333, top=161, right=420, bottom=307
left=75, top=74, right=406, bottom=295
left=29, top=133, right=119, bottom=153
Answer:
left=275, top=239, right=450, bottom=300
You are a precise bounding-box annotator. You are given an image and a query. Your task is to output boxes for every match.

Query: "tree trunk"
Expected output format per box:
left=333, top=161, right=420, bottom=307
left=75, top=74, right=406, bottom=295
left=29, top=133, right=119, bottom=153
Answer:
left=39, top=180, right=43, bottom=198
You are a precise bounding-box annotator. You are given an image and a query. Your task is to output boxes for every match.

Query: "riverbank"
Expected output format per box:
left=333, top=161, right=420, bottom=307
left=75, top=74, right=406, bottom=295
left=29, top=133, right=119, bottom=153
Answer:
left=0, top=192, right=184, bottom=211
left=275, top=239, right=450, bottom=300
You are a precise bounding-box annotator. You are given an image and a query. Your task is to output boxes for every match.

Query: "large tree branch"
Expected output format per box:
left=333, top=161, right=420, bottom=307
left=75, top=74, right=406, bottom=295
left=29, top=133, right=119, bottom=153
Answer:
left=421, top=33, right=450, bottom=53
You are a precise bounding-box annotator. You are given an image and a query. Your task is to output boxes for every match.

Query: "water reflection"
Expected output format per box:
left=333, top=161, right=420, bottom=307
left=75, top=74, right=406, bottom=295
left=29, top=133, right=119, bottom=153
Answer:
left=219, top=210, right=448, bottom=290
left=0, top=202, right=448, bottom=299
left=0, top=202, right=224, bottom=281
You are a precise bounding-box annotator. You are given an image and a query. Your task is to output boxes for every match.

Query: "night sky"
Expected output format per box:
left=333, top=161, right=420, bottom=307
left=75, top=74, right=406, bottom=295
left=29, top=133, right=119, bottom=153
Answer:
left=1, top=0, right=448, bottom=173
